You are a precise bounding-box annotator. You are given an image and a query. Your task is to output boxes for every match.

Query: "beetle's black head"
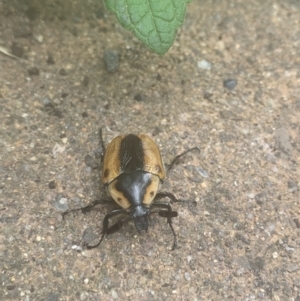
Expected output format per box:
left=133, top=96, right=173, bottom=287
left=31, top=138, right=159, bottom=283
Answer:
left=130, top=205, right=149, bottom=232
left=133, top=215, right=148, bottom=232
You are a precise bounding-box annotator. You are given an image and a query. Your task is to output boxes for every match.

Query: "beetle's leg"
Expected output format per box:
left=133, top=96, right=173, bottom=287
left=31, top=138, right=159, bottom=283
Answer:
left=61, top=199, right=111, bottom=219
left=151, top=202, right=178, bottom=250
left=154, top=191, right=180, bottom=203
left=158, top=210, right=178, bottom=218
left=87, top=208, right=126, bottom=249
left=99, top=128, right=106, bottom=162
left=166, top=147, right=200, bottom=173
left=106, top=216, right=131, bottom=235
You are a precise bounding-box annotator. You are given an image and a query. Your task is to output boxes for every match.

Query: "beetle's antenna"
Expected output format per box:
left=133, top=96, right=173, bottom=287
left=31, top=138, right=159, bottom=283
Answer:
left=99, top=128, right=106, bottom=160
left=166, top=147, right=200, bottom=173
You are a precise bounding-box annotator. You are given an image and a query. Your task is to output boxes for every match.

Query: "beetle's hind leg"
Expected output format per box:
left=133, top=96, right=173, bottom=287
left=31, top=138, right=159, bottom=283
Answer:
left=165, top=146, right=200, bottom=173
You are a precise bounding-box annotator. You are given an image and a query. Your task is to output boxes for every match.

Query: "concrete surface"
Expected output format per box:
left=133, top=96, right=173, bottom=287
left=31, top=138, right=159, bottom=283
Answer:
left=0, top=0, right=300, bottom=300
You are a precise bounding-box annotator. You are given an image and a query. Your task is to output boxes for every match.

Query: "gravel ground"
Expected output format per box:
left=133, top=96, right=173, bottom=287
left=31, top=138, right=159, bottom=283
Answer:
left=1, top=0, right=300, bottom=300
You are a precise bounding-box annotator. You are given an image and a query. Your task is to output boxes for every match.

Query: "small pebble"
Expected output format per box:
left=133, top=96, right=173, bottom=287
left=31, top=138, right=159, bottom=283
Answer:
left=197, top=59, right=212, bottom=70
left=47, top=54, right=55, bottom=65
left=6, top=285, right=16, bottom=290
left=82, top=228, right=99, bottom=246
left=127, top=278, right=135, bottom=289
left=195, top=167, right=208, bottom=178
left=287, top=180, right=298, bottom=192
left=84, top=154, right=98, bottom=169
left=52, top=143, right=65, bottom=157
left=53, top=197, right=68, bottom=212
left=184, top=272, right=191, bottom=281
left=203, top=91, right=213, bottom=99
left=134, top=93, right=143, bottom=101
left=235, top=268, right=244, bottom=276
left=11, top=42, right=24, bottom=58
left=285, top=263, right=299, bottom=273
left=42, top=97, right=51, bottom=106
left=246, top=213, right=253, bottom=220
left=28, top=67, right=40, bottom=76
left=104, top=49, right=119, bottom=73
left=285, top=246, right=295, bottom=252
left=34, top=34, right=44, bottom=43
left=59, top=68, right=68, bottom=76
left=48, top=180, right=56, bottom=189
left=82, top=75, right=89, bottom=87
left=111, top=289, right=118, bottom=299
left=258, top=292, right=265, bottom=299
left=223, top=79, right=237, bottom=90
left=71, top=245, right=82, bottom=252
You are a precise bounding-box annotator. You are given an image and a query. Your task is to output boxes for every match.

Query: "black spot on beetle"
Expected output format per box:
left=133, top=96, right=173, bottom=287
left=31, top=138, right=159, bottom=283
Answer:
left=103, top=169, right=110, bottom=178
left=150, top=191, right=154, bottom=197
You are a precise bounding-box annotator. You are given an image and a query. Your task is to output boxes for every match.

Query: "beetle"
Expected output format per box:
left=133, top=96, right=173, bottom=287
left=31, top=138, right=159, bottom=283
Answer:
left=63, top=129, right=199, bottom=250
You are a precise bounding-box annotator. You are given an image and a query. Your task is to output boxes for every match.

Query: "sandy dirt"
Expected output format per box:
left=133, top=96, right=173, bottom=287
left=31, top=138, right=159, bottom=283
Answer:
left=1, top=0, right=300, bottom=300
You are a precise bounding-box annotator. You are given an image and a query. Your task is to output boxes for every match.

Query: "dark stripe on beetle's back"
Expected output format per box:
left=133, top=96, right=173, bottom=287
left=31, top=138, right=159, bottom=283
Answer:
left=119, top=134, right=144, bottom=173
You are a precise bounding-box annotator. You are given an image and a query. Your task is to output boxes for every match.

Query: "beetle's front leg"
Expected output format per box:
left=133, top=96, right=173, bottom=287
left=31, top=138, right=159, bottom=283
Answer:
left=151, top=202, right=178, bottom=250
left=61, top=198, right=111, bottom=219
left=87, top=208, right=126, bottom=249
left=154, top=191, right=180, bottom=203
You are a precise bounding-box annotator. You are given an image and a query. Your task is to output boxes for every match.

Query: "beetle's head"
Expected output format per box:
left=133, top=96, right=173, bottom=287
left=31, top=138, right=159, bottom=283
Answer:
left=130, top=205, right=149, bottom=232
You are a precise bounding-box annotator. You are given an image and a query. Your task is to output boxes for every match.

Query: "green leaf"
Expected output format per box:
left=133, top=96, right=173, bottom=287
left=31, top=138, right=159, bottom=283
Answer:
left=104, top=0, right=191, bottom=55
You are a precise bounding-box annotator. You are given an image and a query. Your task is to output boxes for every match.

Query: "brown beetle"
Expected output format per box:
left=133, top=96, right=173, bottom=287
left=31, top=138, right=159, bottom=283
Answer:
left=64, top=129, right=199, bottom=250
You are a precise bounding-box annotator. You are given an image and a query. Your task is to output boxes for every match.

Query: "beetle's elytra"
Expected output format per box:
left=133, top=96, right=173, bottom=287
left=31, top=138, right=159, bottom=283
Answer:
left=63, top=130, right=199, bottom=250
